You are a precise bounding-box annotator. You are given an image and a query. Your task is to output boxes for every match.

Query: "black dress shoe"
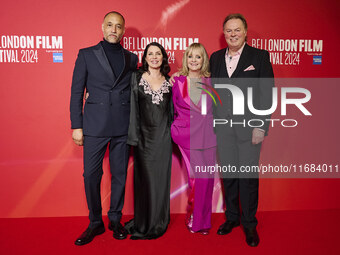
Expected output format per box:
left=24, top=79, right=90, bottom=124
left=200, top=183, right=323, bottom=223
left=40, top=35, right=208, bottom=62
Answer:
left=74, top=225, right=105, bottom=246
left=244, top=227, right=260, bottom=247
left=217, top=220, right=240, bottom=235
left=108, top=221, right=128, bottom=240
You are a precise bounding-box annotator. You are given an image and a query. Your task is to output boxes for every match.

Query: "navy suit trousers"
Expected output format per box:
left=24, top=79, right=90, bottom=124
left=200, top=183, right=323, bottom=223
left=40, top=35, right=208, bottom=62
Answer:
left=83, top=135, right=129, bottom=227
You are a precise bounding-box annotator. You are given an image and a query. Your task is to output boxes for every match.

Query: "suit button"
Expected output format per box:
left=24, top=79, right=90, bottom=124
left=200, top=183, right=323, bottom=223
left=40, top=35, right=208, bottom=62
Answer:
left=109, top=90, right=112, bottom=93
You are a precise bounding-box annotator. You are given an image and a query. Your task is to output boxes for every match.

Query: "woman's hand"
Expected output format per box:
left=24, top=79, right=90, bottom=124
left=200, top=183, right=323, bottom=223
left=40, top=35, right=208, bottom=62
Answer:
left=169, top=72, right=180, bottom=85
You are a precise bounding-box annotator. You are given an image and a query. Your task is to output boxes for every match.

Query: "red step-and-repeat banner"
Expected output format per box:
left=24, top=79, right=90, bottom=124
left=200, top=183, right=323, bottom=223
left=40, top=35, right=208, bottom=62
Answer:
left=0, top=0, right=339, bottom=218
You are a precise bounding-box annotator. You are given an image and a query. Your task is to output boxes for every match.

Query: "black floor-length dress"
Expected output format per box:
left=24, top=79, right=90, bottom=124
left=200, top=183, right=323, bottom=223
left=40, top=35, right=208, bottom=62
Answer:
left=126, top=71, right=172, bottom=239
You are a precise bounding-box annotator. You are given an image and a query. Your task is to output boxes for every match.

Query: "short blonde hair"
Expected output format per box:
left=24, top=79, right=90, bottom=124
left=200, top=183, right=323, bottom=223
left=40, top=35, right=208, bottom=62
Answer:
left=179, top=43, right=210, bottom=77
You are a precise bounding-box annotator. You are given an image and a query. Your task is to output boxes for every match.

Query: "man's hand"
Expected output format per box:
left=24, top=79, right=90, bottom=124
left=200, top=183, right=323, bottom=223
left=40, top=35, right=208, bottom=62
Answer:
left=252, top=128, right=265, bottom=145
left=72, top=128, right=84, bottom=146
left=169, top=71, right=180, bottom=85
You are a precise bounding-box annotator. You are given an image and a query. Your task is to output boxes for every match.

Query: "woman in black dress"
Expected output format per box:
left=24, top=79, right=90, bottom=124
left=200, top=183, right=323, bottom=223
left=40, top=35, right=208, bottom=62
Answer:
left=126, top=42, right=172, bottom=239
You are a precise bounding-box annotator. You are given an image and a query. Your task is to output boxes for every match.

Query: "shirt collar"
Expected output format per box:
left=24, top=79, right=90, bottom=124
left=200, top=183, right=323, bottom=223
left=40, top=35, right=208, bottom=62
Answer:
left=226, top=43, right=246, bottom=58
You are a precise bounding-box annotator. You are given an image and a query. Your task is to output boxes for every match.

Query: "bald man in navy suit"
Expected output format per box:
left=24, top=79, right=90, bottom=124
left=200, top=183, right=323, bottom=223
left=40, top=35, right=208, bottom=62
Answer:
left=70, top=11, right=138, bottom=245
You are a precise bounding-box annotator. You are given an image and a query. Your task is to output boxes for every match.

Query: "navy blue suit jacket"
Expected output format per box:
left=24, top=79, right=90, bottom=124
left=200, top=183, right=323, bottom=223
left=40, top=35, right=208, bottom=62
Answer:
left=70, top=42, right=138, bottom=137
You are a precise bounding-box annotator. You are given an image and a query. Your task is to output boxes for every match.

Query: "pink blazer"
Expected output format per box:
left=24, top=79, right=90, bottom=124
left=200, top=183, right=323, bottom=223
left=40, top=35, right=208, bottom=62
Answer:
left=171, top=75, right=216, bottom=150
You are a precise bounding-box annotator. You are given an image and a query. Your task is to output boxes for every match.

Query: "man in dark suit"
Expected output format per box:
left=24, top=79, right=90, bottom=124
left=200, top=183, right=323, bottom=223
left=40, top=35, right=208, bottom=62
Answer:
left=70, top=11, right=138, bottom=245
left=210, top=13, right=274, bottom=247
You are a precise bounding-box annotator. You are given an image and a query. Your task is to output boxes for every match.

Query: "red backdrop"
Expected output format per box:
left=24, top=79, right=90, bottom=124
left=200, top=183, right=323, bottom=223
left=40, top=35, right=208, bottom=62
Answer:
left=0, top=0, right=339, bottom=218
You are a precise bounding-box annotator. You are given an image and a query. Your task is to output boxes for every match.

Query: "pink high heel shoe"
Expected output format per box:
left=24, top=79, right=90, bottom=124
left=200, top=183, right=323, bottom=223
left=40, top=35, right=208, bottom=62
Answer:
left=186, top=214, right=209, bottom=235
left=186, top=214, right=193, bottom=231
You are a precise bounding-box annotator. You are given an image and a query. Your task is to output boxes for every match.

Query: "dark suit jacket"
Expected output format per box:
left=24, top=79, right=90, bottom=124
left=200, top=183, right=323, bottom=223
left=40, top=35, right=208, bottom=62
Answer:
left=70, top=42, right=138, bottom=137
left=210, top=43, right=274, bottom=140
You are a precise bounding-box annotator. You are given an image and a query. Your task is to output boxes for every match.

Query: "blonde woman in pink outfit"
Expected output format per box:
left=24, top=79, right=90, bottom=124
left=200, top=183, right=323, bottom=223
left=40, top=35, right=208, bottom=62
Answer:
left=171, top=43, right=216, bottom=234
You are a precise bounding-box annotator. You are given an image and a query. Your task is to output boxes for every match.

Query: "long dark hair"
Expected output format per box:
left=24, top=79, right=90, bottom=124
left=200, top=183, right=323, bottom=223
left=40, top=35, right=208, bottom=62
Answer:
left=139, top=42, right=170, bottom=78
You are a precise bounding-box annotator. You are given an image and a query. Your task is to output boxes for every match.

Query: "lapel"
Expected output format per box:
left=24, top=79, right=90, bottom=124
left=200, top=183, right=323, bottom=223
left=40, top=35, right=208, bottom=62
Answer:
left=112, top=49, right=130, bottom=88
left=231, top=43, right=250, bottom=78
left=176, top=76, right=205, bottom=113
left=177, top=76, right=191, bottom=107
left=217, top=48, right=229, bottom=78
left=93, top=43, right=115, bottom=82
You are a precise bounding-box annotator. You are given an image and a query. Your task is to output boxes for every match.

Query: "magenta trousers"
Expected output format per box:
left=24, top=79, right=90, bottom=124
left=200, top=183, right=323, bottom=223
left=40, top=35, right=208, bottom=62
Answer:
left=179, top=146, right=216, bottom=231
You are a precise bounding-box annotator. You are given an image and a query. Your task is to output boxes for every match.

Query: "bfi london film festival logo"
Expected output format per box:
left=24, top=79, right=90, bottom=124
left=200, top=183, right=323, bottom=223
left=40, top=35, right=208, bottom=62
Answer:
left=0, top=35, right=63, bottom=63
left=198, top=81, right=312, bottom=128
